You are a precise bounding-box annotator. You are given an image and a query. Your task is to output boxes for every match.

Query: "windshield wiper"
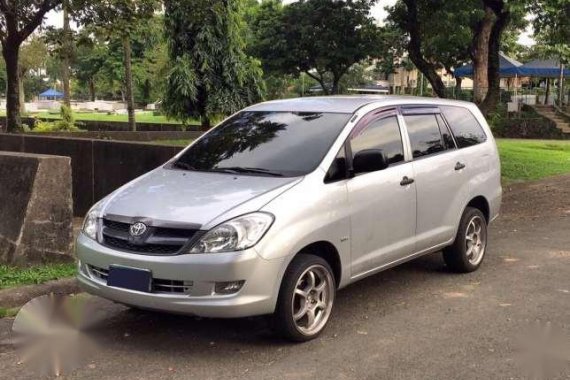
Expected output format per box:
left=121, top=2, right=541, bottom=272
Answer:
left=211, top=167, right=284, bottom=177
left=172, top=161, right=196, bottom=171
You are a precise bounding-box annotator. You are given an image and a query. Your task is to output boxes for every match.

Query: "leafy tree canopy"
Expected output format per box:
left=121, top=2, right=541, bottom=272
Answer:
left=163, top=0, right=264, bottom=128
left=249, top=0, right=382, bottom=94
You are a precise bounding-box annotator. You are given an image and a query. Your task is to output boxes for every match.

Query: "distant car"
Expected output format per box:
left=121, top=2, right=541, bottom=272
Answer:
left=76, top=96, right=502, bottom=341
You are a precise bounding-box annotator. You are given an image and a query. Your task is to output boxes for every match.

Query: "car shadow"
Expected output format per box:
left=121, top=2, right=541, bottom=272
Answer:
left=84, top=251, right=455, bottom=355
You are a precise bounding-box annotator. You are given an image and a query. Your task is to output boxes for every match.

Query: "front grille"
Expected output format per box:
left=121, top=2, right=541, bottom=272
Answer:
left=104, top=236, right=181, bottom=255
left=101, top=218, right=197, bottom=255
left=87, top=265, right=193, bottom=294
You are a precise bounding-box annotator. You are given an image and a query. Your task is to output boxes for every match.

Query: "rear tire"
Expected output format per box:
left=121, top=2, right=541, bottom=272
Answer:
left=272, top=254, right=336, bottom=342
left=443, top=207, right=488, bottom=273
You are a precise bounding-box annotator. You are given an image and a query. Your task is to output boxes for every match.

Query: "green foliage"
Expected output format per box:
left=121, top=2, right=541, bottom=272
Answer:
left=530, top=0, right=570, bottom=62
left=387, top=0, right=480, bottom=74
left=249, top=0, right=382, bottom=94
left=73, top=0, right=158, bottom=39
left=33, top=105, right=82, bottom=132
left=0, top=263, right=76, bottom=289
left=163, top=0, right=264, bottom=127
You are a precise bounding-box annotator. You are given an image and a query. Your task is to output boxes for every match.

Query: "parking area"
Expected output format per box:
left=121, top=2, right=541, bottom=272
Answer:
left=1, top=175, right=569, bottom=379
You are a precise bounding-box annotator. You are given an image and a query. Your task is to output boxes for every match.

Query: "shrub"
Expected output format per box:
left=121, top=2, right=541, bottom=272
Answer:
left=32, top=105, right=83, bottom=132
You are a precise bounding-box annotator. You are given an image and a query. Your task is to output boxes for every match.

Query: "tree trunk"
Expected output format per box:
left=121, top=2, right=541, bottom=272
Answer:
left=403, top=0, right=446, bottom=98
left=122, top=36, right=136, bottom=131
left=331, top=77, right=340, bottom=95
left=480, top=2, right=510, bottom=116
left=471, top=6, right=494, bottom=104
left=545, top=78, right=550, bottom=105
left=18, top=72, right=25, bottom=112
left=200, top=113, right=210, bottom=131
left=2, top=42, right=22, bottom=132
left=454, top=77, right=462, bottom=99
left=305, top=71, right=329, bottom=95
left=89, top=78, right=96, bottom=102
left=62, top=0, right=71, bottom=107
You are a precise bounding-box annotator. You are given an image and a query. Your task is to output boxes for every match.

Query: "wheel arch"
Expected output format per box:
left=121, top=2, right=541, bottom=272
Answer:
left=466, top=195, right=490, bottom=223
left=293, top=241, right=342, bottom=288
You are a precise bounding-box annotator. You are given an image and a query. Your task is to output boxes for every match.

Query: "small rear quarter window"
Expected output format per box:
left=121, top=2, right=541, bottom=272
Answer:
left=440, top=106, right=487, bottom=148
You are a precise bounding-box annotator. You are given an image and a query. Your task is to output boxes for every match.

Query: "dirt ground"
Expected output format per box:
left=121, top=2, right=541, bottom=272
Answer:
left=0, top=174, right=569, bottom=380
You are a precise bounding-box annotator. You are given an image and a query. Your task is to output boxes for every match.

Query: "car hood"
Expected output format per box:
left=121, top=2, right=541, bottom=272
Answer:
left=101, top=167, right=301, bottom=228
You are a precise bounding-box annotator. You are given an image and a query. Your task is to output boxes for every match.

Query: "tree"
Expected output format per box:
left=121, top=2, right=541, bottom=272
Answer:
left=18, top=37, right=49, bottom=110
left=249, top=0, right=382, bottom=95
left=388, top=0, right=526, bottom=114
left=75, top=0, right=158, bottom=131
left=163, top=0, right=264, bottom=129
left=73, top=30, right=107, bottom=101
left=530, top=0, right=570, bottom=105
left=0, top=0, right=61, bottom=131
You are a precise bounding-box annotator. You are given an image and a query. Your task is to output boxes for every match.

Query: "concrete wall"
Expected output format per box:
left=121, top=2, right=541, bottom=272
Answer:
left=0, top=151, right=73, bottom=265
left=0, top=134, right=184, bottom=216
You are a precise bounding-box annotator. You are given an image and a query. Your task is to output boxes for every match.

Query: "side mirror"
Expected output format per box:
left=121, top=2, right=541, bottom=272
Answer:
left=352, top=149, right=389, bottom=175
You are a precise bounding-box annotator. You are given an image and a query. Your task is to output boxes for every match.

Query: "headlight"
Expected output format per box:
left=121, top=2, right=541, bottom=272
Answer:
left=82, top=203, right=102, bottom=240
left=190, top=212, right=274, bottom=253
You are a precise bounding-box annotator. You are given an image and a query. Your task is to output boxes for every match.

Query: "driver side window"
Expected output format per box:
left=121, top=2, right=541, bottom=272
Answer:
left=350, top=115, right=405, bottom=165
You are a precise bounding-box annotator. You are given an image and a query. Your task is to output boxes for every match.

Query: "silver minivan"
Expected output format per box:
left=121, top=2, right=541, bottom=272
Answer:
left=77, top=96, right=501, bottom=341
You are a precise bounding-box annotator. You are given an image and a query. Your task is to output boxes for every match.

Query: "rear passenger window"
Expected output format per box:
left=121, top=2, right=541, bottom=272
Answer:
left=404, top=114, right=445, bottom=158
left=350, top=116, right=404, bottom=165
left=440, top=106, right=487, bottom=148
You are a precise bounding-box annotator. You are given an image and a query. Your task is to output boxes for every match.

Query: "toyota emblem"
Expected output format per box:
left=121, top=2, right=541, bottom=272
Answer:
left=129, top=222, right=147, bottom=237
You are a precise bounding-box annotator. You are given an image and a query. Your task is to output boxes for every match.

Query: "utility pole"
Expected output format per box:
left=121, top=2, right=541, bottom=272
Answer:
left=559, top=63, right=565, bottom=106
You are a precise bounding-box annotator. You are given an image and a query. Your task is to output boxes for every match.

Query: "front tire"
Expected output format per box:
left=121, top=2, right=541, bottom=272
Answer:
left=443, top=207, right=488, bottom=273
left=273, top=254, right=336, bottom=342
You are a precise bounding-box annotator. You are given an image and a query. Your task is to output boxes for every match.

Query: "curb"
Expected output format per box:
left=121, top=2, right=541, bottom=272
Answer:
left=0, top=277, right=80, bottom=309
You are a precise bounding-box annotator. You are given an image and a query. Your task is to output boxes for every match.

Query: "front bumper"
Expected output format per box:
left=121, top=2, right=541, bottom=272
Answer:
left=76, top=233, right=286, bottom=318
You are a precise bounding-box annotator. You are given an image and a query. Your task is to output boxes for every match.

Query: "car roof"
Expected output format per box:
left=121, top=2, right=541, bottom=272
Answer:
left=245, top=95, right=474, bottom=114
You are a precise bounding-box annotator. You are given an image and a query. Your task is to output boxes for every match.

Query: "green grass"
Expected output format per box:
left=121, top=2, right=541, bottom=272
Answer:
left=0, top=110, right=195, bottom=125
left=0, top=263, right=76, bottom=289
left=31, top=111, right=187, bottom=125
left=0, top=307, right=19, bottom=318
left=151, top=139, right=194, bottom=146
left=497, top=139, right=570, bottom=183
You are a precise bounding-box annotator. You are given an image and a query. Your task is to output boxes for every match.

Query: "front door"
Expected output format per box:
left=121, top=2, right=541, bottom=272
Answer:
left=347, top=110, right=417, bottom=278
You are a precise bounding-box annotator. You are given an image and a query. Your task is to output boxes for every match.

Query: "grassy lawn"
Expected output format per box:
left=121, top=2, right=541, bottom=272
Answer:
left=31, top=111, right=187, bottom=125
left=497, top=139, right=570, bottom=183
left=0, top=263, right=76, bottom=290
left=152, top=139, right=194, bottom=146
left=0, top=110, right=196, bottom=125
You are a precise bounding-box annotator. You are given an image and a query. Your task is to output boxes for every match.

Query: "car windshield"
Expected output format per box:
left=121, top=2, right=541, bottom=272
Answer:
left=173, top=111, right=351, bottom=177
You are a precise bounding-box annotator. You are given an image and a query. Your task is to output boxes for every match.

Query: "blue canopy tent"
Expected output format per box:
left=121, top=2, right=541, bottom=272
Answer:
left=39, top=89, right=64, bottom=100
left=454, top=52, right=523, bottom=78
left=516, top=59, right=569, bottom=78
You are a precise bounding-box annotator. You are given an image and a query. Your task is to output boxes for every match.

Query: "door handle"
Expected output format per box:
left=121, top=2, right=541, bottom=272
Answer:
left=455, top=162, right=466, bottom=171
left=400, top=176, right=414, bottom=186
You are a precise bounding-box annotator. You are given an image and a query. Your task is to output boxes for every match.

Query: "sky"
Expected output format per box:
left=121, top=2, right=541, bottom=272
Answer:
left=44, top=0, right=535, bottom=46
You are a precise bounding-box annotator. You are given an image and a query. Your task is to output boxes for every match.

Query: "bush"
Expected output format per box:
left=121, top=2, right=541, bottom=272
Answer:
left=32, top=105, right=83, bottom=132
left=492, top=118, right=567, bottom=139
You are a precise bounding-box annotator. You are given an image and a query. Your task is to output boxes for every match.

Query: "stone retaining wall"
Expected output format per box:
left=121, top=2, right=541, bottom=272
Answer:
left=0, top=151, right=73, bottom=265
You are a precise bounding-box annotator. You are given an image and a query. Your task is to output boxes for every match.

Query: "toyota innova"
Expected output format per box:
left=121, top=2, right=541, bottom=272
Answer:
left=76, top=96, right=501, bottom=341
